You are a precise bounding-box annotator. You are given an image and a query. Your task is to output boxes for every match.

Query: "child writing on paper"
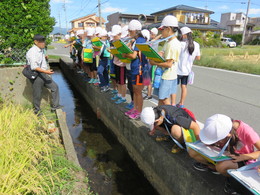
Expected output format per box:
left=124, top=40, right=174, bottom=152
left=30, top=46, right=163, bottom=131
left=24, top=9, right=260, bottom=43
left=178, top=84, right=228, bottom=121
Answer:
left=189, top=114, right=260, bottom=194
left=149, top=15, right=181, bottom=106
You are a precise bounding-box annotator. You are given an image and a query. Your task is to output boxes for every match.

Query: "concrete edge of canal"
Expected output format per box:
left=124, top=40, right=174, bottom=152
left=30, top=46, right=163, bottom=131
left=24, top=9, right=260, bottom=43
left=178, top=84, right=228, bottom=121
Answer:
left=59, top=57, right=228, bottom=195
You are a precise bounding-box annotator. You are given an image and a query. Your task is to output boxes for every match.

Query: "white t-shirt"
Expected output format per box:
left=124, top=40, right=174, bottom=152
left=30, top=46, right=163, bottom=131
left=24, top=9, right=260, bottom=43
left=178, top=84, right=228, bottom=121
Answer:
left=177, top=41, right=200, bottom=76
left=162, top=38, right=181, bottom=80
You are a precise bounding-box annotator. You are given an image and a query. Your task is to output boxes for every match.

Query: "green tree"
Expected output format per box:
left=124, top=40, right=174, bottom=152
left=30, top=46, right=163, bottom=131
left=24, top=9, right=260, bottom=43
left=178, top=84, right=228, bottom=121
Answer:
left=0, top=0, right=55, bottom=63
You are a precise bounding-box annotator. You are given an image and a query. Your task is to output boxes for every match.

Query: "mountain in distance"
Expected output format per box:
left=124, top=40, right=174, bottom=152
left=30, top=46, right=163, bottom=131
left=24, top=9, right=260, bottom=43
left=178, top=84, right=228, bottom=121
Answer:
left=51, top=27, right=69, bottom=35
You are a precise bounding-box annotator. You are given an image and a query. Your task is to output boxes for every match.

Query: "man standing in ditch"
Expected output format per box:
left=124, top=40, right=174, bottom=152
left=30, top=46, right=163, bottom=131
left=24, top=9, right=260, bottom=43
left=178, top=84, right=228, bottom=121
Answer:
left=26, top=34, right=62, bottom=115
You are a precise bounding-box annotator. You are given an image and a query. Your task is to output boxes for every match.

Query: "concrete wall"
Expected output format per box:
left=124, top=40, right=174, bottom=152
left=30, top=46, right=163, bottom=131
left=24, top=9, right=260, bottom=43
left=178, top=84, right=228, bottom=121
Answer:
left=0, top=66, right=50, bottom=106
left=59, top=58, right=228, bottom=195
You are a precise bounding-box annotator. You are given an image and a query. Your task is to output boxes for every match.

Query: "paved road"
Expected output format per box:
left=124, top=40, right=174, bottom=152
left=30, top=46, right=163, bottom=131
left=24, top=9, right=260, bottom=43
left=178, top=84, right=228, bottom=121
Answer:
left=48, top=43, right=260, bottom=134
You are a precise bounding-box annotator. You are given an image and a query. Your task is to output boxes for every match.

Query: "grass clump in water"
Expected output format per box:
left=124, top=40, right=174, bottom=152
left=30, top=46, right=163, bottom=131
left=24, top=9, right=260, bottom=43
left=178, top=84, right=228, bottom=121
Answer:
left=0, top=102, right=92, bottom=194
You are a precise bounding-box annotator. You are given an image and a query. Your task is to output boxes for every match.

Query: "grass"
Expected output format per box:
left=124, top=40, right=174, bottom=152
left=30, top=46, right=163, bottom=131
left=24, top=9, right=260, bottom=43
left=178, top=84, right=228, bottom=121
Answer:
left=197, top=45, right=260, bottom=75
left=0, top=102, right=93, bottom=194
left=47, top=45, right=55, bottom=50
left=48, top=55, right=61, bottom=60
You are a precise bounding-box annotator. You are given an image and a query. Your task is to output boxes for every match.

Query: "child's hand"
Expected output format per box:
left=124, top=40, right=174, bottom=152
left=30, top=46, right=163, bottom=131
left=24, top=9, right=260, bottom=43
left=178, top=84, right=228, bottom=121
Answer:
left=228, top=154, right=247, bottom=162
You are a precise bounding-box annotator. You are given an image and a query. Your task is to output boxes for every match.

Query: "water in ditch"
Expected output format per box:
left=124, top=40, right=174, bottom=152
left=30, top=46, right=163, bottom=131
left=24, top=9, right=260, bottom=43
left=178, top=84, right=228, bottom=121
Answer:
left=52, top=67, right=159, bottom=195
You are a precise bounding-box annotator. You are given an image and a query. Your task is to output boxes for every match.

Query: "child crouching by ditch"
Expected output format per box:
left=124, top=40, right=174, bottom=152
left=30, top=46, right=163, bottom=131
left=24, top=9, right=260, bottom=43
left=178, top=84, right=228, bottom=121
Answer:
left=188, top=114, right=260, bottom=194
left=140, top=105, right=200, bottom=153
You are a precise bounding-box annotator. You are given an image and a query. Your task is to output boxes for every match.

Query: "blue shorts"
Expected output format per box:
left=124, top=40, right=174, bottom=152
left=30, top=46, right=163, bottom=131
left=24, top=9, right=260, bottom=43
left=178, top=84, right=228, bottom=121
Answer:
left=153, top=79, right=177, bottom=100
left=177, top=75, right=188, bottom=85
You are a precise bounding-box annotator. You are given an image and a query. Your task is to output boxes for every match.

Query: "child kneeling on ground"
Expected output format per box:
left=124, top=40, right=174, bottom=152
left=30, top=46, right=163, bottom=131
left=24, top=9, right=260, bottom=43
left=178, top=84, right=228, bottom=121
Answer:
left=140, top=105, right=200, bottom=153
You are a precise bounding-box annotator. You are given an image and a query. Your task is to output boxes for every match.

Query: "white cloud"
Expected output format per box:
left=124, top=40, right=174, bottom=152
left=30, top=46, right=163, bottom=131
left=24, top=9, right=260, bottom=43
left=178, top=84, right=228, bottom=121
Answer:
left=52, top=0, right=72, bottom=3
left=219, top=5, right=229, bottom=10
left=236, top=8, right=260, bottom=15
left=102, top=6, right=126, bottom=13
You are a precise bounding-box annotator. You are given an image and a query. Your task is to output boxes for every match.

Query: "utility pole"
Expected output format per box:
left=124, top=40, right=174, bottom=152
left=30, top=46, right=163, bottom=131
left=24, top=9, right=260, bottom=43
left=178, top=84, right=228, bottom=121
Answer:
left=241, top=0, right=251, bottom=47
left=63, top=0, right=68, bottom=34
left=59, top=12, right=62, bottom=35
left=98, top=0, right=102, bottom=27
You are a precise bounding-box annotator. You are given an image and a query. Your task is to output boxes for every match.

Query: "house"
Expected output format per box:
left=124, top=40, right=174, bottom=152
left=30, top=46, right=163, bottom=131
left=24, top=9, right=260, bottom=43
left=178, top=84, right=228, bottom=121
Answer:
left=106, top=12, right=154, bottom=31
left=69, top=14, right=106, bottom=34
left=149, top=5, right=223, bottom=34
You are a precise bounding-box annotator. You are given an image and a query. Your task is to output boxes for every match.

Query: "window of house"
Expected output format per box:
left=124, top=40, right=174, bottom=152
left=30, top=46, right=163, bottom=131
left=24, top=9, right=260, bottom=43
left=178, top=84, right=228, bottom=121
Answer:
left=157, top=14, right=165, bottom=22
left=86, top=22, right=95, bottom=27
left=78, top=23, right=83, bottom=27
left=121, top=18, right=128, bottom=24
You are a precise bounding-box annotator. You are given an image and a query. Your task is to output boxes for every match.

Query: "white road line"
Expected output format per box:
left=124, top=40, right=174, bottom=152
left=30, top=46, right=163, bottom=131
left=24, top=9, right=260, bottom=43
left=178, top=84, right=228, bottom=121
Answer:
left=194, top=65, right=260, bottom=78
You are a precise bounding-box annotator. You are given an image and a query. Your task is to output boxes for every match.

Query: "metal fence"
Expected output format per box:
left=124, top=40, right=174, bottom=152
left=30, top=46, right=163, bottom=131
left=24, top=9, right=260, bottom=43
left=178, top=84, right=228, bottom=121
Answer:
left=0, top=47, right=27, bottom=66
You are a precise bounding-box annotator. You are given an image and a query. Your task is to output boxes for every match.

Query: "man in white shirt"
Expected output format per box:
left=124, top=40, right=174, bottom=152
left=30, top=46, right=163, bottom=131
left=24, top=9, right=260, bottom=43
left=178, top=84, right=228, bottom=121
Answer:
left=26, top=34, right=61, bottom=115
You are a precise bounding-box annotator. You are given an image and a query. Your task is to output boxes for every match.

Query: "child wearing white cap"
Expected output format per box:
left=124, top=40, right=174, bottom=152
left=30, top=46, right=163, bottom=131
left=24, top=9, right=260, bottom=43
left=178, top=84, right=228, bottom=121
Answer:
left=140, top=106, right=200, bottom=153
left=149, top=15, right=182, bottom=106
left=122, top=20, right=148, bottom=119
left=176, top=27, right=200, bottom=108
left=189, top=114, right=260, bottom=193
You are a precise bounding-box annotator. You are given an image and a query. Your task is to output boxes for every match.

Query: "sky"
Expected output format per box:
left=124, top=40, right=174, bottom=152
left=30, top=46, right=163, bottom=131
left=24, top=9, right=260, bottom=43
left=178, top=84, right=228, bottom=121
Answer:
left=50, top=0, right=260, bottom=29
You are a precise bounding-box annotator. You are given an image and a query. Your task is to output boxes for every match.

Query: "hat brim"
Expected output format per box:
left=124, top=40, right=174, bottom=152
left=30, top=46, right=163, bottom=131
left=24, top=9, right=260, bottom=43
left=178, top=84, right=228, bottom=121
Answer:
left=158, top=25, right=164, bottom=30
left=199, top=128, right=217, bottom=145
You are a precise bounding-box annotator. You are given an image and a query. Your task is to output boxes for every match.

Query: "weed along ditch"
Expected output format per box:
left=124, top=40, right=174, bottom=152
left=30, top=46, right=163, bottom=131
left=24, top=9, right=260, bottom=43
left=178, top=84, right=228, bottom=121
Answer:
left=52, top=66, right=159, bottom=195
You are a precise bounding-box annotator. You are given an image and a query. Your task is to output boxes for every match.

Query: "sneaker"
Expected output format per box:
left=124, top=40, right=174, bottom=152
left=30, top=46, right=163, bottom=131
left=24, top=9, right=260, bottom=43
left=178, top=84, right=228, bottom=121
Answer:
left=128, top=111, right=140, bottom=119
left=115, top=97, right=126, bottom=104
left=208, top=167, right=220, bottom=175
left=111, top=94, right=120, bottom=100
left=101, top=86, right=110, bottom=93
left=111, top=89, right=118, bottom=94
left=125, top=108, right=135, bottom=116
left=125, top=102, right=134, bottom=110
left=176, top=104, right=184, bottom=108
left=88, top=78, right=94, bottom=83
left=193, top=162, right=208, bottom=172
left=143, top=95, right=152, bottom=100
left=51, top=105, right=64, bottom=111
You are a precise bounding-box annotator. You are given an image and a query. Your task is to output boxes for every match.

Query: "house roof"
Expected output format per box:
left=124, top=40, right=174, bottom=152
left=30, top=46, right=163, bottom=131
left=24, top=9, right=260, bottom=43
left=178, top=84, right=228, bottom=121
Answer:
left=151, top=4, right=214, bottom=15
left=251, top=30, right=260, bottom=35
left=146, top=22, right=224, bottom=31
left=70, top=14, right=106, bottom=23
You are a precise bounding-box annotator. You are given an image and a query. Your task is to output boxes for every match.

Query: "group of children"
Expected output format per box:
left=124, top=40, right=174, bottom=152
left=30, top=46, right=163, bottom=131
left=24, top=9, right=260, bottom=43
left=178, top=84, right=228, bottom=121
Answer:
left=65, top=15, right=260, bottom=194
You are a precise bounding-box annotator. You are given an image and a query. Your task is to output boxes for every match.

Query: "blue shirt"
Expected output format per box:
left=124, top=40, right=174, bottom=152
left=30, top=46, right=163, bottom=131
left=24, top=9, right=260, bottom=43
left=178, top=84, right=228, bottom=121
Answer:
left=83, top=38, right=92, bottom=49
left=131, top=37, right=148, bottom=75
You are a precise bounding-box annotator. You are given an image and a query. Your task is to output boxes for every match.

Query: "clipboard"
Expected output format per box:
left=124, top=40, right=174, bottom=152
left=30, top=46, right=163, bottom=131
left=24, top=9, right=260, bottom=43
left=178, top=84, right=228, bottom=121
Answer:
left=186, top=141, right=232, bottom=164
left=112, top=40, right=133, bottom=54
left=91, top=37, right=103, bottom=51
left=228, top=161, right=260, bottom=195
left=135, top=43, right=166, bottom=63
left=110, top=47, right=132, bottom=63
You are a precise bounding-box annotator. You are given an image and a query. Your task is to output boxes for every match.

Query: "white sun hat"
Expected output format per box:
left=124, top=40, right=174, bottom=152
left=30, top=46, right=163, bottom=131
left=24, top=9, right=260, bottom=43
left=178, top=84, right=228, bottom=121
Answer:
left=140, top=107, right=155, bottom=130
left=150, top=28, right=158, bottom=36
left=159, top=15, right=178, bottom=30
left=128, top=20, right=142, bottom=31
left=95, top=26, right=103, bottom=35
left=199, top=114, right=232, bottom=145
left=76, top=29, right=84, bottom=36
left=180, top=27, right=192, bottom=35
left=121, top=25, right=129, bottom=38
left=99, top=29, right=108, bottom=37
left=141, top=29, right=150, bottom=41
left=86, top=28, right=95, bottom=36
left=111, top=25, right=122, bottom=36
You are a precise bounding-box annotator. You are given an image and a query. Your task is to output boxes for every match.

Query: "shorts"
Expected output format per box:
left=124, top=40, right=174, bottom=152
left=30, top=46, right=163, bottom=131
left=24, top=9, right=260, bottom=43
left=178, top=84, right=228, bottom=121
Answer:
left=153, top=79, right=177, bottom=100
left=115, top=65, right=126, bottom=85
left=90, top=58, right=97, bottom=71
left=177, top=75, right=188, bottom=85
left=83, top=62, right=92, bottom=67
left=131, top=74, right=143, bottom=85
left=110, top=61, right=116, bottom=79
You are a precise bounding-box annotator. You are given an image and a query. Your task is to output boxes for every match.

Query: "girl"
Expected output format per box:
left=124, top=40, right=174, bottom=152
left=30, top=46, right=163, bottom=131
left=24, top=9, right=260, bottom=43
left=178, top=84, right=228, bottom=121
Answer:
left=122, top=20, right=148, bottom=119
left=176, top=27, right=201, bottom=108
left=149, top=15, right=181, bottom=106
left=189, top=114, right=260, bottom=193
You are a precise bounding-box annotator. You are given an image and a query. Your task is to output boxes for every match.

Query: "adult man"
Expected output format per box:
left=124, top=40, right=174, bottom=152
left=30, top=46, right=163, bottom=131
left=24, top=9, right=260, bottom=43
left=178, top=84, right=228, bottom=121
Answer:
left=26, top=34, right=62, bottom=115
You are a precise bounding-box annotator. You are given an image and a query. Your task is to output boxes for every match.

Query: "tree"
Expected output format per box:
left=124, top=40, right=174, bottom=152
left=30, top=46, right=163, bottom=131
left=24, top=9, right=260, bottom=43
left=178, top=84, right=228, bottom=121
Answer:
left=0, top=0, right=55, bottom=63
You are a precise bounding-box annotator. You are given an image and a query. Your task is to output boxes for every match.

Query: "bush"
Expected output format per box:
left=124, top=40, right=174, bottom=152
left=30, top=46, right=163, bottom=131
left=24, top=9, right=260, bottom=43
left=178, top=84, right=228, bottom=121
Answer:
left=225, top=34, right=242, bottom=45
left=248, top=38, right=260, bottom=45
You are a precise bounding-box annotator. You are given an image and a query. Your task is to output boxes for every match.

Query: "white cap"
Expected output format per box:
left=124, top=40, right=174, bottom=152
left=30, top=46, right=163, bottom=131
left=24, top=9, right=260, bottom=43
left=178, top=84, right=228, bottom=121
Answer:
left=111, top=25, right=122, bottom=36
left=70, top=33, right=75, bottom=37
left=141, top=29, right=150, bottom=41
left=159, top=15, right=178, bottom=29
left=86, top=28, right=95, bottom=36
left=76, top=29, right=84, bottom=36
left=85, top=27, right=91, bottom=32
left=65, top=34, right=70, bottom=40
left=95, top=27, right=103, bottom=35
left=140, top=107, right=155, bottom=130
left=99, top=29, right=108, bottom=37
left=128, top=20, right=142, bottom=31
left=180, top=27, right=192, bottom=35
left=151, top=28, right=158, bottom=36
left=121, top=25, right=129, bottom=38
left=199, top=114, right=232, bottom=145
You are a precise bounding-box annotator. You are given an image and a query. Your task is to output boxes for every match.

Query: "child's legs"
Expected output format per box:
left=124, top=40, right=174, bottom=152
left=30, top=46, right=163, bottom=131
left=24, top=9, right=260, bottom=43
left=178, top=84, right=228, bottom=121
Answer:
left=180, top=84, right=187, bottom=105
left=216, top=161, right=239, bottom=177
left=126, top=69, right=133, bottom=101
left=147, top=84, right=152, bottom=97
left=118, top=67, right=126, bottom=97
left=171, top=125, right=183, bottom=143
left=188, top=148, right=212, bottom=165
left=170, top=94, right=176, bottom=106
left=133, top=84, right=144, bottom=112
left=97, top=62, right=105, bottom=87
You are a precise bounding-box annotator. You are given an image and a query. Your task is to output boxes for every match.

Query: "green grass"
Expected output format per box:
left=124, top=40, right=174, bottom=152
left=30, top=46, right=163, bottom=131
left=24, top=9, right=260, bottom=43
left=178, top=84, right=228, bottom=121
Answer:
left=48, top=55, right=61, bottom=60
left=0, top=102, right=93, bottom=194
left=47, top=45, right=55, bottom=50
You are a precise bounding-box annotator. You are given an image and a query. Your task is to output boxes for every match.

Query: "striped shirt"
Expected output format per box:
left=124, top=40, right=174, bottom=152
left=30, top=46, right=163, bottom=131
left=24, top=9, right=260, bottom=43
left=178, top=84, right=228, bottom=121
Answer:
left=26, top=45, right=47, bottom=70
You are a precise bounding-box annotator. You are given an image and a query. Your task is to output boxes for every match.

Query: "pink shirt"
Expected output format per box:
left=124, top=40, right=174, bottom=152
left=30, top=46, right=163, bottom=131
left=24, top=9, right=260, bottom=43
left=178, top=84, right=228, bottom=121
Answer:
left=234, top=120, right=260, bottom=164
left=113, top=56, right=125, bottom=67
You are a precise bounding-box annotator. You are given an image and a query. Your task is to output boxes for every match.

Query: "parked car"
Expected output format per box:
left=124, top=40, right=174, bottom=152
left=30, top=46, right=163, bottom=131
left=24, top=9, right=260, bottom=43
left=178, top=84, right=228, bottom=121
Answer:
left=221, top=37, right=236, bottom=48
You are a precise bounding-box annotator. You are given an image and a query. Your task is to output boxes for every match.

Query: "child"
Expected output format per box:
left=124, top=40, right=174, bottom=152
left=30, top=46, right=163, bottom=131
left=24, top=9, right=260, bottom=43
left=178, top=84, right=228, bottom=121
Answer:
left=122, top=20, right=148, bottom=119
left=189, top=114, right=260, bottom=193
left=98, top=29, right=110, bottom=92
left=149, top=15, right=181, bottom=106
left=110, top=25, right=127, bottom=104
left=140, top=106, right=200, bottom=153
left=176, top=27, right=200, bottom=108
